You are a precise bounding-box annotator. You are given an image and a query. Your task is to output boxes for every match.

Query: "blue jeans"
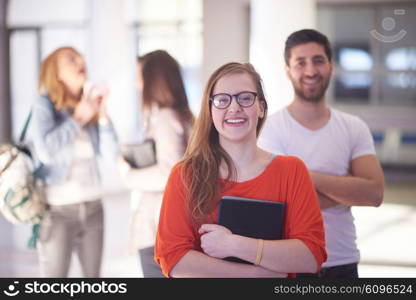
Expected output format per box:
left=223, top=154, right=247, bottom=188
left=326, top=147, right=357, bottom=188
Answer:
left=296, top=263, right=358, bottom=278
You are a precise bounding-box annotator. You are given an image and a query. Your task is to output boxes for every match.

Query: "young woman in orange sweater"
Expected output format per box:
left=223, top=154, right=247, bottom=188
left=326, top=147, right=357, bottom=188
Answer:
left=154, top=62, right=327, bottom=277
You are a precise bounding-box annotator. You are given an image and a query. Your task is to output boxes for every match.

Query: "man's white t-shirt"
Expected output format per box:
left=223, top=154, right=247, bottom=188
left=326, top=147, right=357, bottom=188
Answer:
left=258, top=107, right=376, bottom=268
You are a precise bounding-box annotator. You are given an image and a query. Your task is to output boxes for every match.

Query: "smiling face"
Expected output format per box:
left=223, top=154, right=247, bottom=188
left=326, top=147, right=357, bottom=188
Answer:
left=211, top=72, right=265, bottom=145
left=286, top=42, right=332, bottom=103
left=56, top=48, right=86, bottom=98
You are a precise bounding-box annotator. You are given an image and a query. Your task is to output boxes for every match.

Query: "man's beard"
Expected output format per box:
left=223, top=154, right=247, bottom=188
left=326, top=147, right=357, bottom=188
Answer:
left=292, top=75, right=330, bottom=103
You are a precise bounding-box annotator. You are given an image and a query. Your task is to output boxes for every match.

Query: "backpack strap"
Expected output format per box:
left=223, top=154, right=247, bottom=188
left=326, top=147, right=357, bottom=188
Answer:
left=1, top=109, right=34, bottom=177
left=18, top=110, right=33, bottom=143
left=0, top=146, right=18, bottom=177
left=27, top=224, right=41, bottom=248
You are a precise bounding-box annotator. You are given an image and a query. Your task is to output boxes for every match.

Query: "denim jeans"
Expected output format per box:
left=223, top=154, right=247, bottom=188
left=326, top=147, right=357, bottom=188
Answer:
left=296, top=263, right=358, bottom=278
left=37, top=200, right=104, bottom=277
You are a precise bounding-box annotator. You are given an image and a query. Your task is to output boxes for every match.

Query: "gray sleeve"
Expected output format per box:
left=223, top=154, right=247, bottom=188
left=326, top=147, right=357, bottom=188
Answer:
left=31, top=96, right=81, bottom=164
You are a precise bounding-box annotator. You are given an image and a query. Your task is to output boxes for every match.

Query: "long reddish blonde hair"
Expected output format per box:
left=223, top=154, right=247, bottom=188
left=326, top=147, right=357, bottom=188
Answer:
left=181, top=62, right=268, bottom=224
left=38, top=47, right=82, bottom=111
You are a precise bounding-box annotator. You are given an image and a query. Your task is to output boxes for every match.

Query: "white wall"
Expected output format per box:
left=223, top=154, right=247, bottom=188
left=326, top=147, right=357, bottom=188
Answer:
left=88, top=0, right=140, bottom=144
left=203, top=0, right=250, bottom=83
left=7, top=0, right=88, bottom=26
left=250, top=0, right=316, bottom=114
left=9, top=32, right=38, bottom=140
left=0, top=0, right=10, bottom=143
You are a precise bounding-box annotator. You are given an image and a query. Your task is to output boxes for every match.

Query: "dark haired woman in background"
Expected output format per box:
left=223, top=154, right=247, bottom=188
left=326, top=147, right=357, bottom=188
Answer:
left=118, top=50, right=193, bottom=277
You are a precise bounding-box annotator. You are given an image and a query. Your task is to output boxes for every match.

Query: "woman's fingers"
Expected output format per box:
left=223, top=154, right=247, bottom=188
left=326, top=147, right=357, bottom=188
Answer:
left=198, top=223, right=224, bottom=234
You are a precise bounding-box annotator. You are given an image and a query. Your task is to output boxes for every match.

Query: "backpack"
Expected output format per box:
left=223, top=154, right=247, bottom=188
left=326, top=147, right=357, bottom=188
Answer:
left=0, top=111, right=46, bottom=247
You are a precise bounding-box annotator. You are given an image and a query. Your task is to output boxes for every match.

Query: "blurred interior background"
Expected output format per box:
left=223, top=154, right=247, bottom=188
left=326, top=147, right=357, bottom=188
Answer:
left=0, top=0, right=415, bottom=277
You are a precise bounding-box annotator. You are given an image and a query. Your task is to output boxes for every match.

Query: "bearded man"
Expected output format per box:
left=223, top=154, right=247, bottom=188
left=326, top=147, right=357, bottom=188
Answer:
left=259, top=29, right=384, bottom=278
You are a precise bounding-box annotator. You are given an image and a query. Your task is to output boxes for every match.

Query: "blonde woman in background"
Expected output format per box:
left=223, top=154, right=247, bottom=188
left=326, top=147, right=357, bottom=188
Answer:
left=118, top=50, right=193, bottom=277
left=31, top=47, right=118, bottom=277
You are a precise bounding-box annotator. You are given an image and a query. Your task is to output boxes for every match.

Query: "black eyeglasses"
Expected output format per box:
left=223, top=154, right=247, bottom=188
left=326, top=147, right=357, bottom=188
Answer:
left=210, top=91, right=257, bottom=109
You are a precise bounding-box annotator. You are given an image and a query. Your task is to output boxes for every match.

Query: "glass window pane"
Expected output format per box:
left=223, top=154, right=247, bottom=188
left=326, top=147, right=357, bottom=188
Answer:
left=318, top=6, right=374, bottom=104
left=385, top=47, right=416, bottom=71
left=318, top=3, right=416, bottom=107
left=134, top=0, right=203, bottom=114
left=334, top=45, right=372, bottom=102
left=334, top=73, right=372, bottom=102
left=379, top=4, right=416, bottom=106
left=339, top=47, right=373, bottom=71
left=41, top=28, right=86, bottom=60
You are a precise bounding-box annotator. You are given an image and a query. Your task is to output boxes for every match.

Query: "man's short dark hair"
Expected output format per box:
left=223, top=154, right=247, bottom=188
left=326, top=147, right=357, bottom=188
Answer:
left=284, top=29, right=332, bottom=65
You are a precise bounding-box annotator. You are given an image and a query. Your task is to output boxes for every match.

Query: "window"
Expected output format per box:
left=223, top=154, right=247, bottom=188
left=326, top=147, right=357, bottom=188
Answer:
left=334, top=45, right=373, bottom=101
left=132, top=0, right=203, bottom=114
left=317, top=2, right=416, bottom=107
left=8, top=0, right=88, bottom=141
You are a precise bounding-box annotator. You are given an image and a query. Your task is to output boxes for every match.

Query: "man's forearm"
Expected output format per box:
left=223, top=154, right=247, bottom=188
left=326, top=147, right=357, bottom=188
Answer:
left=317, top=191, right=339, bottom=209
left=311, top=172, right=383, bottom=207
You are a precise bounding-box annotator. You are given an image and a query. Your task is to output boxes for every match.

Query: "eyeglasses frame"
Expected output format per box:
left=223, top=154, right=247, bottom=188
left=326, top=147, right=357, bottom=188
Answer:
left=209, top=91, right=258, bottom=109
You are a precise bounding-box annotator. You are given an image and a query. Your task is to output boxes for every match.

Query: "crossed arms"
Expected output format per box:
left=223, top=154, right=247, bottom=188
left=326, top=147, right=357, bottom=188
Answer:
left=312, top=155, right=384, bottom=209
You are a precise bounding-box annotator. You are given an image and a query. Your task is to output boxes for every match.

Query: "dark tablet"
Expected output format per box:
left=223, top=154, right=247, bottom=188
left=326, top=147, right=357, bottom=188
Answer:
left=218, top=196, right=286, bottom=264
left=121, top=139, right=156, bottom=169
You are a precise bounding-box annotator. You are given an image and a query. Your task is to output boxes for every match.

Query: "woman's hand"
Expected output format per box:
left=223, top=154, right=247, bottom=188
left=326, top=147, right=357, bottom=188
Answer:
left=73, top=83, right=109, bottom=126
left=73, top=88, right=101, bottom=126
left=117, top=156, right=131, bottom=178
left=92, top=84, right=110, bottom=118
left=198, top=224, right=234, bottom=259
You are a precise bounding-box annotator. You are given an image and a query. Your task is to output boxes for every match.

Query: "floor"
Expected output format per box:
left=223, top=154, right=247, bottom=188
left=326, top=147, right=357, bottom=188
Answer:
left=0, top=170, right=415, bottom=278
left=354, top=180, right=416, bottom=277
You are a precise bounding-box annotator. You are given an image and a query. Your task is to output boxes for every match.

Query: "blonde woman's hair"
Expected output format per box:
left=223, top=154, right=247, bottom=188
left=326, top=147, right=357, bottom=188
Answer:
left=38, top=46, right=81, bottom=111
